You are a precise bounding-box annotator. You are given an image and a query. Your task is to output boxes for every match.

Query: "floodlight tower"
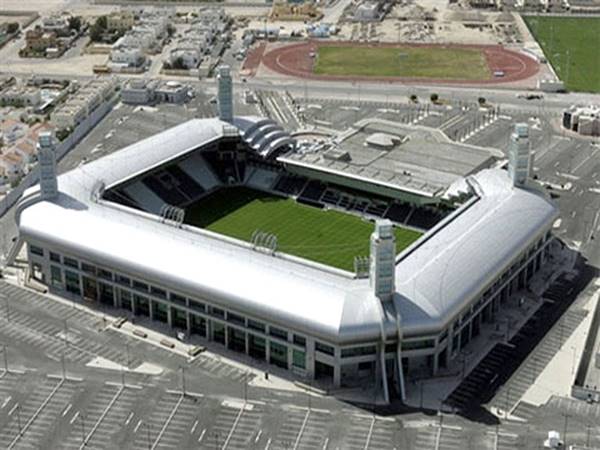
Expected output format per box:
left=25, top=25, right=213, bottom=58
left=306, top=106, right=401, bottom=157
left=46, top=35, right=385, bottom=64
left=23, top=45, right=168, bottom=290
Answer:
left=37, top=130, right=58, bottom=199
left=508, top=123, right=531, bottom=187
left=217, top=65, right=233, bottom=123
left=369, top=219, right=396, bottom=302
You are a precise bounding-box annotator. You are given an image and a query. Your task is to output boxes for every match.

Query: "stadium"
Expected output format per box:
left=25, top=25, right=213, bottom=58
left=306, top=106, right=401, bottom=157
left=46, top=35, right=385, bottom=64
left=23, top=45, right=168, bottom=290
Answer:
left=10, top=68, right=558, bottom=403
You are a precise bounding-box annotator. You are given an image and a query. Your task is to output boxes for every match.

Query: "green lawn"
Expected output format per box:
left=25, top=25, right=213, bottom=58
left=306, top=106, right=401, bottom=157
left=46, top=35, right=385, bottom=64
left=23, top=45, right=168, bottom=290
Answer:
left=523, top=16, right=600, bottom=93
left=185, top=187, right=422, bottom=271
left=313, top=45, right=491, bottom=80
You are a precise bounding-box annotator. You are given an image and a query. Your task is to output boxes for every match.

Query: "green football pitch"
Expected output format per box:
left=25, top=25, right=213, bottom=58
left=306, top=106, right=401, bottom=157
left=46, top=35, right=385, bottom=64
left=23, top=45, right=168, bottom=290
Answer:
left=185, top=187, right=422, bottom=272
left=313, top=45, right=491, bottom=80
left=524, top=16, right=600, bottom=93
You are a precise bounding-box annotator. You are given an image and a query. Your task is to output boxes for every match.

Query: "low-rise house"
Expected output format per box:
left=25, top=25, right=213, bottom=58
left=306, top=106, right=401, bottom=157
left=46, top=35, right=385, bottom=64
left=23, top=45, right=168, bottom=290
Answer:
left=0, top=86, right=42, bottom=106
left=0, top=151, right=25, bottom=182
left=106, top=10, right=135, bottom=32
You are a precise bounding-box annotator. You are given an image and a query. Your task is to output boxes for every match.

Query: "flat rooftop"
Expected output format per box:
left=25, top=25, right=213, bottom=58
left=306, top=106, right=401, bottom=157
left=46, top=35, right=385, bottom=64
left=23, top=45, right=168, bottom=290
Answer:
left=280, top=119, right=502, bottom=197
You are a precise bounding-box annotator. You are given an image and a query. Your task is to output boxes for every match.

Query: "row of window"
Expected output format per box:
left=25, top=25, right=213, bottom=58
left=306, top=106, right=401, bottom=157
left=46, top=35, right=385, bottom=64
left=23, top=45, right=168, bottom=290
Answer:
left=43, top=249, right=335, bottom=354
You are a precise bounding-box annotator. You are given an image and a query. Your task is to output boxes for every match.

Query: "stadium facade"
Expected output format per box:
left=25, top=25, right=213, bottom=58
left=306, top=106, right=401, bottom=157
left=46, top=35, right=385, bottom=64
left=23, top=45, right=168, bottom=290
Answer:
left=10, top=71, right=558, bottom=403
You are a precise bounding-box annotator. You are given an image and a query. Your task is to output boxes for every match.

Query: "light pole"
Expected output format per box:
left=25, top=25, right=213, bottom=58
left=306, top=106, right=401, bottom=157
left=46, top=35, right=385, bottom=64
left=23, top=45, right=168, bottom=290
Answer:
left=1, top=344, right=7, bottom=374
left=562, top=412, right=570, bottom=449
left=79, top=413, right=86, bottom=447
left=145, top=422, right=151, bottom=450
left=1, top=293, right=9, bottom=322
left=181, top=366, right=186, bottom=396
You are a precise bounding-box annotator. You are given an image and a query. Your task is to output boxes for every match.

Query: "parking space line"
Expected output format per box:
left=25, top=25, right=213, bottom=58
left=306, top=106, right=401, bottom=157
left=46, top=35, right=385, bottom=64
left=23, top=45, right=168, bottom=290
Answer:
left=151, top=393, right=184, bottom=450
left=8, top=378, right=65, bottom=449
left=80, top=384, right=124, bottom=449
left=62, top=403, right=72, bottom=417
left=222, top=400, right=247, bottom=449
left=8, top=402, right=18, bottom=416
left=2, top=396, right=11, bottom=409
left=125, top=411, right=134, bottom=426
left=134, top=419, right=142, bottom=433
left=293, top=409, right=311, bottom=450
left=198, top=428, right=206, bottom=442
left=191, top=419, right=198, bottom=434
left=364, top=416, right=375, bottom=450
left=70, top=411, right=79, bottom=425
left=255, top=429, right=262, bottom=443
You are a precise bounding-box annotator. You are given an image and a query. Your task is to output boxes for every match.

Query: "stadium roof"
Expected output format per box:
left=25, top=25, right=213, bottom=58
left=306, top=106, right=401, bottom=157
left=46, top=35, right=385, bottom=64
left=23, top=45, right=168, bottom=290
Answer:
left=279, top=119, right=503, bottom=198
left=19, top=118, right=558, bottom=344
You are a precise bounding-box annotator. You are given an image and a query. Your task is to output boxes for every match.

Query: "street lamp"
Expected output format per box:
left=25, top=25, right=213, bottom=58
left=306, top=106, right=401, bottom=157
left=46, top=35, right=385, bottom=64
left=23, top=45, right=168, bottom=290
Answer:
left=0, top=293, right=9, bottom=322
left=79, top=413, right=86, bottom=447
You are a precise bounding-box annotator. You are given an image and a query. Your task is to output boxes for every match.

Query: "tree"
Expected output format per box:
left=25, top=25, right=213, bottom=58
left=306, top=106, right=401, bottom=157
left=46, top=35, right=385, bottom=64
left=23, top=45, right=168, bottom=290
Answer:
left=478, top=96, right=486, bottom=106
left=6, top=22, right=19, bottom=34
left=89, top=16, right=107, bottom=42
left=68, top=16, right=82, bottom=32
left=430, top=93, right=439, bottom=103
left=172, top=56, right=187, bottom=70
left=409, top=94, right=418, bottom=103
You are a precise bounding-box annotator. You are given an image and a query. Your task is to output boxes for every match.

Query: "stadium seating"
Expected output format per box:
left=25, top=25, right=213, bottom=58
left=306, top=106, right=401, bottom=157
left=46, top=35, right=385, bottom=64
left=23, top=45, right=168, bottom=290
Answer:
left=299, top=180, right=327, bottom=202
left=166, top=165, right=205, bottom=200
left=142, top=173, right=188, bottom=206
left=365, top=202, right=388, bottom=217
left=407, top=208, right=446, bottom=230
left=203, top=152, right=243, bottom=184
left=385, top=202, right=413, bottom=224
left=178, top=154, right=220, bottom=191
left=321, top=189, right=341, bottom=206
left=122, top=181, right=165, bottom=215
left=246, top=167, right=279, bottom=191
left=273, top=175, right=308, bottom=196
left=103, top=189, right=140, bottom=210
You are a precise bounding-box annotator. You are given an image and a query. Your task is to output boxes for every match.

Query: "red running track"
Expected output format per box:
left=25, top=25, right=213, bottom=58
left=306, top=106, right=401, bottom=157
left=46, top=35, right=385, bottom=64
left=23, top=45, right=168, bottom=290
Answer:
left=260, top=40, right=539, bottom=85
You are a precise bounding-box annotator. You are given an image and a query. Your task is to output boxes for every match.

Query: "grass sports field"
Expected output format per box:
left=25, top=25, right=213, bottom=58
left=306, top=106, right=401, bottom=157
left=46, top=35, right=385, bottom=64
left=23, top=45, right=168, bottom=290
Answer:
left=186, top=187, right=422, bottom=271
left=524, top=16, right=600, bottom=93
left=313, top=45, right=490, bottom=80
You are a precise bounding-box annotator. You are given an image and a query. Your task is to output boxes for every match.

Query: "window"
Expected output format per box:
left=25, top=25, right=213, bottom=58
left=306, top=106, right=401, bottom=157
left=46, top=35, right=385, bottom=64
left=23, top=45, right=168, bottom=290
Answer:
left=401, top=340, right=435, bottom=351
left=98, top=269, right=112, bottom=281
left=30, top=245, right=44, bottom=257
left=209, top=307, right=225, bottom=319
left=171, top=293, right=187, bottom=306
left=50, top=265, right=62, bottom=288
left=385, top=343, right=396, bottom=353
left=293, top=335, right=306, bottom=348
left=247, top=319, right=265, bottom=333
left=227, top=312, right=245, bottom=326
left=50, top=252, right=61, bottom=263
left=269, top=341, right=288, bottom=369
left=315, top=342, right=334, bottom=356
left=358, top=361, right=374, bottom=371
left=116, top=275, right=131, bottom=286
left=189, top=299, right=205, bottom=312
left=292, top=349, right=305, bottom=369
left=150, top=286, right=167, bottom=299
left=269, top=326, right=288, bottom=341
left=65, top=270, right=80, bottom=295
left=132, top=280, right=148, bottom=292
left=341, top=345, right=376, bottom=358
left=81, top=263, right=96, bottom=275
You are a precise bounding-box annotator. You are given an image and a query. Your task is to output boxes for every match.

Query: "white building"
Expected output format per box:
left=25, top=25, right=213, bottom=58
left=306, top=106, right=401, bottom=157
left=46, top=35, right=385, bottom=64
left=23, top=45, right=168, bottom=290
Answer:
left=563, top=105, right=600, bottom=137
left=51, top=78, right=117, bottom=130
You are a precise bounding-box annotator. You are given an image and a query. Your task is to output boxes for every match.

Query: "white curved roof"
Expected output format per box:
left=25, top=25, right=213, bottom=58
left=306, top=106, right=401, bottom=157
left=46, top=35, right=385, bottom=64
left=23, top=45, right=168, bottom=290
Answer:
left=18, top=118, right=558, bottom=344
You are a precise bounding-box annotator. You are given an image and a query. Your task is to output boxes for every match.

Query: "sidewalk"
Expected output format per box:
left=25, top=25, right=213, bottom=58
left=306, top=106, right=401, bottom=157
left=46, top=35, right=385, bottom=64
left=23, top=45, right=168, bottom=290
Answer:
left=403, top=242, right=576, bottom=411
